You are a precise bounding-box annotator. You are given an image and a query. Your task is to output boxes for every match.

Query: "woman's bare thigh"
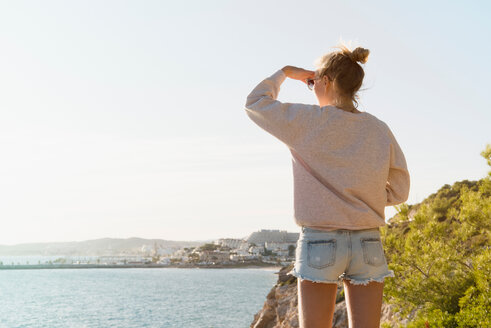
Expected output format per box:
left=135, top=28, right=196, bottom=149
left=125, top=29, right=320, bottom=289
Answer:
left=297, top=279, right=338, bottom=328
left=343, top=279, right=384, bottom=328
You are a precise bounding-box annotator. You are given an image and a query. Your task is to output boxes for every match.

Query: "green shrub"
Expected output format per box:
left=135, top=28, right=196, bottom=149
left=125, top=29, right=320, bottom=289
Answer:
left=382, top=144, right=491, bottom=327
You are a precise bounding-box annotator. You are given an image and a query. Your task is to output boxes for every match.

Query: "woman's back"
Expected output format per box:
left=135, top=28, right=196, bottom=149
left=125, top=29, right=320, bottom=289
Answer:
left=289, top=104, right=409, bottom=230
left=244, top=69, right=410, bottom=231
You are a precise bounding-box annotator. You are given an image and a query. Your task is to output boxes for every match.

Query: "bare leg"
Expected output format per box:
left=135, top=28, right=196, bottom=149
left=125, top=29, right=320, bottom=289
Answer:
left=343, top=279, right=384, bottom=328
left=298, top=279, right=338, bottom=328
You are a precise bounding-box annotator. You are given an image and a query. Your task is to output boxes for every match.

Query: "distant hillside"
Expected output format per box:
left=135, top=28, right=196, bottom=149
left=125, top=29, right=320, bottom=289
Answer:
left=0, top=237, right=212, bottom=256
left=246, top=229, right=299, bottom=245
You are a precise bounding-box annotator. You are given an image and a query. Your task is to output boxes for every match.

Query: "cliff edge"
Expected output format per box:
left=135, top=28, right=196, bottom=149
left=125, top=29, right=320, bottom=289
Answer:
left=250, top=264, right=411, bottom=328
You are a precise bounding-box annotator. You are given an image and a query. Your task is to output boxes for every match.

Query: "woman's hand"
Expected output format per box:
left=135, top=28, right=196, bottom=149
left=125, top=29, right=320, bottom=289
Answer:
left=282, top=66, right=315, bottom=85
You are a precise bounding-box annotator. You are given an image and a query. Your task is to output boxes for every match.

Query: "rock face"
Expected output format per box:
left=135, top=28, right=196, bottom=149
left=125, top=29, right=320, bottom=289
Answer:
left=250, top=264, right=408, bottom=328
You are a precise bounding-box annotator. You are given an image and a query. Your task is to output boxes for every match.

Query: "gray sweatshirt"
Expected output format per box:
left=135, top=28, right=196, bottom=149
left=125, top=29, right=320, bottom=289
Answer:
left=244, top=69, right=410, bottom=231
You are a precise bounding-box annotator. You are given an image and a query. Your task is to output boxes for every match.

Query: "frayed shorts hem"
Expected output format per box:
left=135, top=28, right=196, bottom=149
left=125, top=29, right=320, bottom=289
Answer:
left=343, top=269, right=396, bottom=286
left=288, top=266, right=340, bottom=285
left=288, top=267, right=396, bottom=286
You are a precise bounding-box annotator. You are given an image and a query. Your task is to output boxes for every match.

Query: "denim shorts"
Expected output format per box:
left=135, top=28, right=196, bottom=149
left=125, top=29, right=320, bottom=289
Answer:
left=288, top=226, right=395, bottom=285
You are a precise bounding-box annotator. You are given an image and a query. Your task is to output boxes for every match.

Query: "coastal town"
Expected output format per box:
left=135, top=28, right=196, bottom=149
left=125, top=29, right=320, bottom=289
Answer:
left=0, top=229, right=299, bottom=270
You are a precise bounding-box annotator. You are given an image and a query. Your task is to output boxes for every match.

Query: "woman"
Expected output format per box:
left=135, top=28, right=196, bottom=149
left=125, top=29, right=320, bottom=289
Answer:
left=244, top=43, right=410, bottom=328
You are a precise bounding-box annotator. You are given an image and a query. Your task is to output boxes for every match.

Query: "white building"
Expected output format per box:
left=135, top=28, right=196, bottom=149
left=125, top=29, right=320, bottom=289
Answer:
left=265, top=241, right=296, bottom=257
left=214, top=238, right=245, bottom=249
left=249, top=246, right=263, bottom=256
left=246, top=229, right=299, bottom=246
left=157, top=247, right=179, bottom=256
left=157, top=258, right=171, bottom=265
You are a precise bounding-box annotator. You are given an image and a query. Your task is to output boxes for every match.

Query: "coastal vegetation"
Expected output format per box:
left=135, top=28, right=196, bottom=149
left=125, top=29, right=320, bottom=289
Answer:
left=380, top=144, right=490, bottom=327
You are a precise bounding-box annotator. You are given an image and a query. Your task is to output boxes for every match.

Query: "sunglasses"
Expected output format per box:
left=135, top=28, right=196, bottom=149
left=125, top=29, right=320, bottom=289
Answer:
left=306, top=74, right=332, bottom=90
left=306, top=78, right=317, bottom=91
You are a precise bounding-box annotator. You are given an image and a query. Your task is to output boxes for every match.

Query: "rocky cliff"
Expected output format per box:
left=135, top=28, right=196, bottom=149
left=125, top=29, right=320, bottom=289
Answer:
left=250, top=264, right=412, bottom=328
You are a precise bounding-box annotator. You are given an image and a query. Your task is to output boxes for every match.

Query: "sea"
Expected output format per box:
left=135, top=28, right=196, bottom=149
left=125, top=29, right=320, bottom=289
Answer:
left=0, top=256, right=280, bottom=328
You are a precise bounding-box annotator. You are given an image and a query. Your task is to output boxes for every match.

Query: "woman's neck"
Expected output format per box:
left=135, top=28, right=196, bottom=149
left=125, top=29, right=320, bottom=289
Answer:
left=323, top=103, right=361, bottom=114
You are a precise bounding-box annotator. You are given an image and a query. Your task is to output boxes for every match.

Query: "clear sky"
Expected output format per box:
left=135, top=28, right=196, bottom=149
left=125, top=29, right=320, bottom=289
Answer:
left=1, top=0, right=489, bottom=245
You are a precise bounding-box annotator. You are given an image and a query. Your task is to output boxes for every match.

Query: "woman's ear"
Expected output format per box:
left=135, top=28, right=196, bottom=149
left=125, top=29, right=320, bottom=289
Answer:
left=324, top=77, right=330, bottom=92
left=323, top=75, right=329, bottom=85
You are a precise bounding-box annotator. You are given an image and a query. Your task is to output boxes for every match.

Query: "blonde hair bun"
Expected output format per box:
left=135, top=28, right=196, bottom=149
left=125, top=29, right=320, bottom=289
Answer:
left=350, top=47, right=370, bottom=64
left=312, top=42, right=370, bottom=109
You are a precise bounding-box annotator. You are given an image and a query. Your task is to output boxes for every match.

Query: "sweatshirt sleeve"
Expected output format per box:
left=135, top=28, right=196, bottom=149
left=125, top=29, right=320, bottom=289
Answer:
left=386, top=127, right=411, bottom=206
left=244, top=69, right=319, bottom=148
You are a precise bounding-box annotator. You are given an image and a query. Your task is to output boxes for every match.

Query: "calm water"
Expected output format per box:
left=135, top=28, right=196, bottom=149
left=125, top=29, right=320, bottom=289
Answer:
left=0, top=267, right=279, bottom=328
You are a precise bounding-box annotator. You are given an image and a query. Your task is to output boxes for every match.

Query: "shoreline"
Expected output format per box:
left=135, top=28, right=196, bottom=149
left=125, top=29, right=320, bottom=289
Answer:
left=0, top=262, right=287, bottom=271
